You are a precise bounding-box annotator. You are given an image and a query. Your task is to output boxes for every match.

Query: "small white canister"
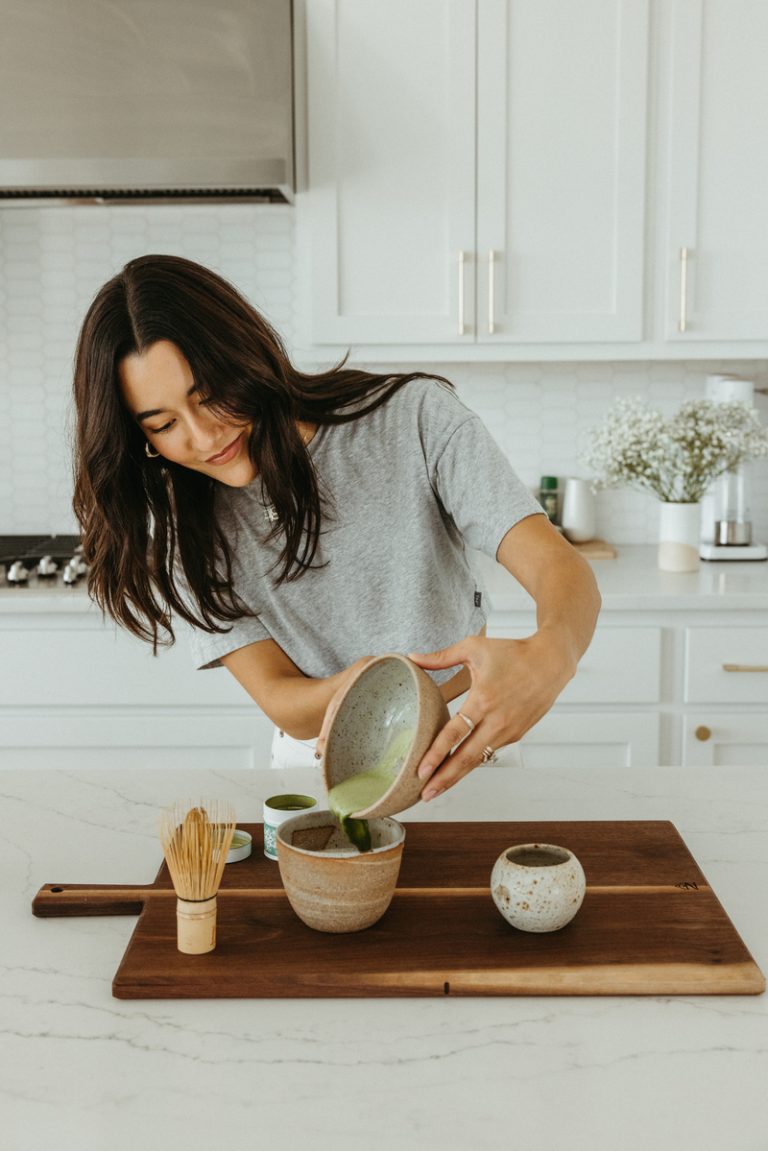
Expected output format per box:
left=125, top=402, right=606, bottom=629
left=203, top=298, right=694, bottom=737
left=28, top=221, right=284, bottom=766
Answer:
left=263, top=794, right=318, bottom=860
left=491, top=843, right=586, bottom=932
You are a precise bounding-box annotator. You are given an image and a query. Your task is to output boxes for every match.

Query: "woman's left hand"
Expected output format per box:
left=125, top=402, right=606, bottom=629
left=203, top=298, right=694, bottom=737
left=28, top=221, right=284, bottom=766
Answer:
left=408, top=632, right=576, bottom=801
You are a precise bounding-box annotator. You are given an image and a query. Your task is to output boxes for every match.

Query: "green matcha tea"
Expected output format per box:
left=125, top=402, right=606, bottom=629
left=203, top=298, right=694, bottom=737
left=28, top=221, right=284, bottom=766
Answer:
left=328, top=727, right=415, bottom=851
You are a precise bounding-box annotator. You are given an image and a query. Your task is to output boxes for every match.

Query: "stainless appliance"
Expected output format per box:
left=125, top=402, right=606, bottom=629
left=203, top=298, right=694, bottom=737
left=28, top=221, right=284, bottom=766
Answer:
left=0, top=536, right=87, bottom=589
left=0, top=0, right=294, bottom=204
left=699, top=376, right=767, bottom=562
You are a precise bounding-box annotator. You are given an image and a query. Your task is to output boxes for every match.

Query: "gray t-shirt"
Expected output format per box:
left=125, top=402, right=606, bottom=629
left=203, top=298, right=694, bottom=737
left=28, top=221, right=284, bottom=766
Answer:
left=186, top=377, right=543, bottom=682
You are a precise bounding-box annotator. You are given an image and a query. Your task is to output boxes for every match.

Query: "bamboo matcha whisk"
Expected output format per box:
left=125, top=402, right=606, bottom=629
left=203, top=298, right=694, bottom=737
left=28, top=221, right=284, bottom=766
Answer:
left=159, top=800, right=237, bottom=955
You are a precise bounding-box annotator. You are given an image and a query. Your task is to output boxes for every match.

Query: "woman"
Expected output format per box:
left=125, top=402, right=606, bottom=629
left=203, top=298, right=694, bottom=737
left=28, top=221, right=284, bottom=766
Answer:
left=72, top=254, right=600, bottom=800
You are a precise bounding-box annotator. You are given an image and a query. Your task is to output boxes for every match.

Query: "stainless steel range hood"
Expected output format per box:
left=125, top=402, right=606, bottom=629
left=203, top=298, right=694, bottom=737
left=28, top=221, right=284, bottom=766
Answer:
left=0, top=0, right=294, bottom=205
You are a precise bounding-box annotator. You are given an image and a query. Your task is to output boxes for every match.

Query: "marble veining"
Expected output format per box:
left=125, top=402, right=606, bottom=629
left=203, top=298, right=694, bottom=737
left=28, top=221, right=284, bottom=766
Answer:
left=1, top=761, right=766, bottom=1151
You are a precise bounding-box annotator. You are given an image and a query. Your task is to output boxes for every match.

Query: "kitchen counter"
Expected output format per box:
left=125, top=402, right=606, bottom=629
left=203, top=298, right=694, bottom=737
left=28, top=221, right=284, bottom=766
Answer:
left=3, top=545, right=767, bottom=615
left=474, top=544, right=768, bottom=612
left=2, top=759, right=766, bottom=1151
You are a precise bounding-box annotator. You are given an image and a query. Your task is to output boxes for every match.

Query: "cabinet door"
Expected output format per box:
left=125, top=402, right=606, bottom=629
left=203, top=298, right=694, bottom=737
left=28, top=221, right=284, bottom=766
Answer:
left=521, top=712, right=661, bottom=768
left=662, top=0, right=768, bottom=341
left=685, top=627, right=768, bottom=705
left=307, top=0, right=476, bottom=344
left=476, top=0, right=648, bottom=343
left=683, top=713, right=768, bottom=766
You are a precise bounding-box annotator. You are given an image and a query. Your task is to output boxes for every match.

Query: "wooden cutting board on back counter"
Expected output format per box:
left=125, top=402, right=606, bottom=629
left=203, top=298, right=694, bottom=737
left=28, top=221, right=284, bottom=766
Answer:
left=571, top=538, right=617, bottom=558
left=32, top=821, right=764, bottom=999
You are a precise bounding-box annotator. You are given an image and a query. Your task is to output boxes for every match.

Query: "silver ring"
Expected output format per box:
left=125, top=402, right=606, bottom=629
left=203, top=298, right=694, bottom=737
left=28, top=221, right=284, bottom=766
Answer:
left=480, top=745, right=495, bottom=763
left=457, top=711, right=476, bottom=733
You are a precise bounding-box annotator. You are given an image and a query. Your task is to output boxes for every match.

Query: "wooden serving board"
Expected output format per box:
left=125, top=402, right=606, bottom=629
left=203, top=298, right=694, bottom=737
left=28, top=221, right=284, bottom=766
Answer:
left=572, top=538, right=617, bottom=559
left=32, top=821, right=765, bottom=999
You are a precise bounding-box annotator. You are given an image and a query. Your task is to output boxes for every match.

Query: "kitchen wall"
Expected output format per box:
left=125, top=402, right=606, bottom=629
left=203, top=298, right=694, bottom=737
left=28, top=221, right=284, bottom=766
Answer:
left=1, top=203, right=767, bottom=544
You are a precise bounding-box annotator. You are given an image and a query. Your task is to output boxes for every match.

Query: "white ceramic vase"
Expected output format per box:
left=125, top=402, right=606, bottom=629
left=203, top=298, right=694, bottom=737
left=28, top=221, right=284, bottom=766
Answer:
left=657, top=501, right=701, bottom=572
left=561, top=478, right=597, bottom=543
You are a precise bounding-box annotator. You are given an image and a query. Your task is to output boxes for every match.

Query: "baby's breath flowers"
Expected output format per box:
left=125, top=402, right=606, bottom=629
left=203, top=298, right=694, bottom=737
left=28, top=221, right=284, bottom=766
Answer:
left=582, top=397, right=768, bottom=503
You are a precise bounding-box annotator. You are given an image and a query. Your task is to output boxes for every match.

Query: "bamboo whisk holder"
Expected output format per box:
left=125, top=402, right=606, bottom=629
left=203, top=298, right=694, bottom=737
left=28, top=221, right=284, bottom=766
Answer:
left=176, top=895, right=218, bottom=955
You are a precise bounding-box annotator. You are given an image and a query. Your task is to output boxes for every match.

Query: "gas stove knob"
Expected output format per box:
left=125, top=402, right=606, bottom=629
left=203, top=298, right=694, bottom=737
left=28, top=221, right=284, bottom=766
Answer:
left=7, top=560, right=30, bottom=584
left=70, top=553, right=88, bottom=576
left=37, top=555, right=59, bottom=577
left=62, top=561, right=80, bottom=584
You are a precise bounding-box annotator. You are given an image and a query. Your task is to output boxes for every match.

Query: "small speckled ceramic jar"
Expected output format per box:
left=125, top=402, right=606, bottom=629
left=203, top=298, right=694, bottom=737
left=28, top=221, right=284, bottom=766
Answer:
left=491, top=843, right=586, bottom=933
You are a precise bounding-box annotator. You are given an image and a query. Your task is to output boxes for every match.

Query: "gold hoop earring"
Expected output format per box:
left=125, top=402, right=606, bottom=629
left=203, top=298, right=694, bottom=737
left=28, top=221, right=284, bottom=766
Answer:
left=145, top=441, right=160, bottom=459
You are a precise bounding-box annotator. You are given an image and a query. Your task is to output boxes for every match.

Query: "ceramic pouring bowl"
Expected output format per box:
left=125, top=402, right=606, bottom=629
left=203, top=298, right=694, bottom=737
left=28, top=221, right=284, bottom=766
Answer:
left=276, top=810, right=405, bottom=932
left=322, top=653, right=450, bottom=819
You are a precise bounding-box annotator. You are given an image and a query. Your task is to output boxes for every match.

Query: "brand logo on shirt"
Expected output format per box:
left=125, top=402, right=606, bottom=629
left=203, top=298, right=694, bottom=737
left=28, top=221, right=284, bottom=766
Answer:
left=263, top=504, right=279, bottom=523
left=474, top=590, right=482, bottom=607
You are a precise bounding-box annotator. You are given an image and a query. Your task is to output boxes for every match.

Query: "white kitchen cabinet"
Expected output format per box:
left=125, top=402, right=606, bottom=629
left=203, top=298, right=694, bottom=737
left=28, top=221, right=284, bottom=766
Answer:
left=306, top=0, right=649, bottom=347
left=0, top=607, right=275, bottom=769
left=490, top=622, right=663, bottom=767
left=659, top=0, right=768, bottom=345
left=480, top=547, right=768, bottom=769
left=307, top=0, right=476, bottom=345
left=518, top=712, right=661, bottom=769
left=301, top=0, right=768, bottom=361
left=684, top=627, right=768, bottom=706
left=3, top=549, right=766, bottom=769
left=476, top=0, right=648, bottom=343
left=683, top=714, right=768, bottom=767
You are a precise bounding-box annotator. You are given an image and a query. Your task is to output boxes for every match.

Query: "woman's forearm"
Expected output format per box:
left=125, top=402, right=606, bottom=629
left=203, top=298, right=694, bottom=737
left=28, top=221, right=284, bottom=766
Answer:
left=221, top=642, right=371, bottom=740
left=497, top=515, right=601, bottom=681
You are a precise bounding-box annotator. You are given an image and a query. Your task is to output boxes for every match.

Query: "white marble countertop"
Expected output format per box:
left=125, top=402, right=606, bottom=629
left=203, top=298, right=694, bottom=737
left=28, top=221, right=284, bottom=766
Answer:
left=2, top=759, right=766, bottom=1151
left=3, top=545, right=767, bottom=616
left=475, top=544, right=768, bottom=612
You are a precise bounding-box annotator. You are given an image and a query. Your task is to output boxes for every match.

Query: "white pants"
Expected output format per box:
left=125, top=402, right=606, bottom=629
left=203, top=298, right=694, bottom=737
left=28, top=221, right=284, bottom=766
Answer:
left=270, top=728, right=321, bottom=770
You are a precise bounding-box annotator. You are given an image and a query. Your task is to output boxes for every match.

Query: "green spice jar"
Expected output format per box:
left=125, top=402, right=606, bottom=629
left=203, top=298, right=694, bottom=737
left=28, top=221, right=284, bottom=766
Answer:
left=539, top=475, right=560, bottom=523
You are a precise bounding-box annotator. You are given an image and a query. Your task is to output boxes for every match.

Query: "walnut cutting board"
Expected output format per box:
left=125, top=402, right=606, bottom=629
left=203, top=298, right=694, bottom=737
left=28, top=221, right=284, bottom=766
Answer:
left=32, top=821, right=765, bottom=998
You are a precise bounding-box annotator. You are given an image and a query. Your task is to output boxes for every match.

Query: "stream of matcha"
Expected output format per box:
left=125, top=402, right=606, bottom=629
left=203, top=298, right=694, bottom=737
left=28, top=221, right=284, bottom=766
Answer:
left=327, top=727, right=415, bottom=852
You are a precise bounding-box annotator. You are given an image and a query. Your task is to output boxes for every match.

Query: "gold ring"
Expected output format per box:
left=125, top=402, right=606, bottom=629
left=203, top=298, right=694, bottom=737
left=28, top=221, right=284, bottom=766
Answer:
left=480, top=745, right=495, bottom=763
left=457, top=711, right=476, bottom=733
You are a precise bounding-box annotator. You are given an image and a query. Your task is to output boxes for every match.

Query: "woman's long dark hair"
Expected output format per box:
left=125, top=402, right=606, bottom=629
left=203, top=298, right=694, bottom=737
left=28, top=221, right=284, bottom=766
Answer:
left=73, top=254, right=452, bottom=648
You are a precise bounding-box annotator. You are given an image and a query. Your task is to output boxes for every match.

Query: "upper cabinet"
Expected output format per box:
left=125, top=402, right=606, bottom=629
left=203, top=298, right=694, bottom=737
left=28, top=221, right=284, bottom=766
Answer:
left=658, top=0, right=768, bottom=344
left=475, top=0, right=648, bottom=344
left=302, top=0, right=768, bottom=359
left=306, top=0, right=476, bottom=345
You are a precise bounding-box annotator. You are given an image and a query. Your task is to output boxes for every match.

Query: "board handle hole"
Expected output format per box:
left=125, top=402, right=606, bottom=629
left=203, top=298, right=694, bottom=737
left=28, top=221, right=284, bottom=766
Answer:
left=50, top=886, right=64, bottom=893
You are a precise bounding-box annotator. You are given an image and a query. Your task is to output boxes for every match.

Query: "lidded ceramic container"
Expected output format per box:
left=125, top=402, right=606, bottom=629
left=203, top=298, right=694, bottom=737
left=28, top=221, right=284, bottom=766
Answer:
left=491, top=843, right=586, bottom=933
left=322, top=653, right=450, bottom=819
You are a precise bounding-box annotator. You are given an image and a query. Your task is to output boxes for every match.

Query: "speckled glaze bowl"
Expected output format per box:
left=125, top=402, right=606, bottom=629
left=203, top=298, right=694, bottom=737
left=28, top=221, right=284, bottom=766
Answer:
left=322, top=653, right=450, bottom=819
left=276, top=810, right=405, bottom=933
left=491, top=843, right=586, bottom=933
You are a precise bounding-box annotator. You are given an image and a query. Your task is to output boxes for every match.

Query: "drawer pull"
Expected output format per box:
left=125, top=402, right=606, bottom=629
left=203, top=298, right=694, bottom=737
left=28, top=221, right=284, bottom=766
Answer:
left=458, top=250, right=467, bottom=336
left=694, top=725, right=711, bottom=742
left=722, top=663, right=768, bottom=673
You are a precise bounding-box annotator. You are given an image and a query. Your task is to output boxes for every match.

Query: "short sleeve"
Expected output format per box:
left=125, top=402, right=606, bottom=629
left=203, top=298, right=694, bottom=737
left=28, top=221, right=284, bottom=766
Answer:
left=184, top=613, right=272, bottom=670
left=432, top=413, right=545, bottom=556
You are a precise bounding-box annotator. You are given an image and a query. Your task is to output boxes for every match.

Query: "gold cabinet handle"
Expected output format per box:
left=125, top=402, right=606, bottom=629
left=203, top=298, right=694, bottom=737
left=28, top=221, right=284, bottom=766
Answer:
left=694, top=725, right=711, bottom=742
left=678, top=247, right=689, bottom=333
left=722, top=663, right=768, bottom=673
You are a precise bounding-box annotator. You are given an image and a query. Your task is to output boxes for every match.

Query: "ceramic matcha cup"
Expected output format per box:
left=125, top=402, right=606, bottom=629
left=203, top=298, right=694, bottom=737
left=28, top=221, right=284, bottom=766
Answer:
left=322, top=653, right=450, bottom=820
left=276, top=810, right=405, bottom=932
